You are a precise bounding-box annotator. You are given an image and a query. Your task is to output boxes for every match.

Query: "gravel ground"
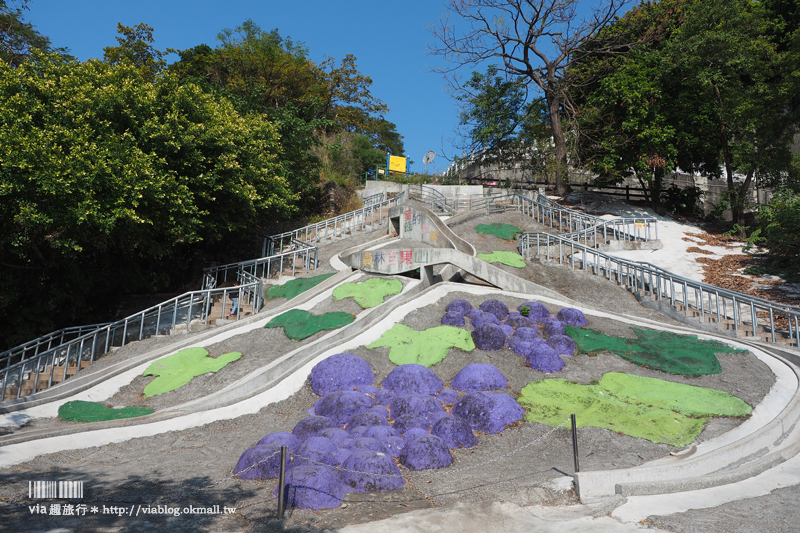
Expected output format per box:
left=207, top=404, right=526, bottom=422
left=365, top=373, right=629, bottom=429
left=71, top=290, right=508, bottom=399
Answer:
left=0, top=212, right=788, bottom=533
left=0, top=280, right=773, bottom=533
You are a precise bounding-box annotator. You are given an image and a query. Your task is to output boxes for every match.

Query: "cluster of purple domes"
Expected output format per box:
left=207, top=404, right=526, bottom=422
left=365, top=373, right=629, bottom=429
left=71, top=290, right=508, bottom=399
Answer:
left=234, top=354, right=523, bottom=509
left=442, top=298, right=587, bottom=372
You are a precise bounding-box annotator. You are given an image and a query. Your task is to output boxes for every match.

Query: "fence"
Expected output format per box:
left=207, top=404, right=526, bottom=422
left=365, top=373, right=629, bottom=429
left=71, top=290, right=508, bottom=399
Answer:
left=265, top=192, right=405, bottom=255
left=0, top=280, right=260, bottom=402
left=512, top=193, right=659, bottom=244
left=518, top=231, right=800, bottom=346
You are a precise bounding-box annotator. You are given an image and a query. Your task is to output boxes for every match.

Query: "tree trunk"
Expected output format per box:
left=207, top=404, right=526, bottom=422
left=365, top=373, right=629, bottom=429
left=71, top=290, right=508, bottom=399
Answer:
left=546, top=90, right=570, bottom=197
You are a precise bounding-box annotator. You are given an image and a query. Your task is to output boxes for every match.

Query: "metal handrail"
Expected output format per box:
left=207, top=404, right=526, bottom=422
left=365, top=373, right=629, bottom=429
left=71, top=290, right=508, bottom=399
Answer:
left=0, top=282, right=259, bottom=402
left=518, top=231, right=800, bottom=346
left=511, top=193, right=658, bottom=243
left=0, top=322, right=112, bottom=366
left=363, top=192, right=384, bottom=206
left=265, top=192, right=405, bottom=254
left=203, top=247, right=320, bottom=289
left=408, top=185, right=455, bottom=216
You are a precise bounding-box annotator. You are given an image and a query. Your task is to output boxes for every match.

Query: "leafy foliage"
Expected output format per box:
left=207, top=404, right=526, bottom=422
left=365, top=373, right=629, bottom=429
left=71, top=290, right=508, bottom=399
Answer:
left=754, top=190, right=800, bottom=281
left=0, top=52, right=290, bottom=348
left=332, top=278, right=403, bottom=308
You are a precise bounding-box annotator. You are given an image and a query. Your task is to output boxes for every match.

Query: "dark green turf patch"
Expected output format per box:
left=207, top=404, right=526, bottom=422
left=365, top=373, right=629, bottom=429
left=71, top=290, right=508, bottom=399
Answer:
left=264, top=273, right=336, bottom=301
left=265, top=309, right=355, bottom=340
left=58, top=401, right=154, bottom=423
left=475, top=223, right=523, bottom=240
left=566, top=326, right=747, bottom=376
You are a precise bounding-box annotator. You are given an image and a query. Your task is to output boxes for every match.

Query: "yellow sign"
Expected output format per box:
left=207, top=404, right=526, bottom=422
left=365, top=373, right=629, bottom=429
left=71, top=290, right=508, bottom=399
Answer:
left=388, top=155, right=407, bottom=173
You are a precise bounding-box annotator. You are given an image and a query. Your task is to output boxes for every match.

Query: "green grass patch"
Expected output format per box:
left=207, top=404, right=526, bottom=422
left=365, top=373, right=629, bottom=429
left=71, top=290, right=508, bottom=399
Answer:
left=475, top=223, right=523, bottom=240
left=332, top=278, right=403, bottom=308
left=58, top=401, right=154, bottom=423
left=367, top=324, right=475, bottom=366
left=265, top=309, right=355, bottom=340
left=566, top=326, right=746, bottom=376
left=477, top=251, right=526, bottom=268
left=142, top=347, right=242, bottom=398
left=519, top=372, right=751, bottom=447
left=264, top=273, right=336, bottom=301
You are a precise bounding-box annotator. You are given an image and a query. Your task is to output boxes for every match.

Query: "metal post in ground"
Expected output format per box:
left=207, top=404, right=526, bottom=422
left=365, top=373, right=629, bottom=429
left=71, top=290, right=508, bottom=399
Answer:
left=277, top=446, right=287, bottom=519
left=571, top=414, right=580, bottom=473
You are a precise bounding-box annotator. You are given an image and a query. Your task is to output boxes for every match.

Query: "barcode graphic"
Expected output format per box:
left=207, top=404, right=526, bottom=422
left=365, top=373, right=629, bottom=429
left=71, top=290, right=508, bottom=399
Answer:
left=29, top=481, right=83, bottom=499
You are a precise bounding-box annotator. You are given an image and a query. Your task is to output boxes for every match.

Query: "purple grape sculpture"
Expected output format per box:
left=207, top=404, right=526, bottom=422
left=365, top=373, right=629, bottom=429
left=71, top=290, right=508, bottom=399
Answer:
left=471, top=311, right=500, bottom=328
left=556, top=308, right=590, bottom=327
left=452, top=392, right=524, bottom=434
left=346, top=412, right=387, bottom=431
left=317, top=428, right=350, bottom=445
left=292, top=416, right=336, bottom=441
left=374, top=389, right=396, bottom=406
left=294, top=436, right=339, bottom=468
left=256, top=431, right=299, bottom=449
left=364, top=426, right=401, bottom=441
left=402, top=428, right=429, bottom=442
left=452, top=364, right=509, bottom=392
left=525, top=344, right=565, bottom=372
left=437, top=389, right=459, bottom=405
left=339, top=450, right=403, bottom=492
left=441, top=311, right=466, bottom=327
left=445, top=299, right=473, bottom=316
left=471, top=323, right=506, bottom=351
left=543, top=318, right=566, bottom=338
left=517, top=302, right=550, bottom=324
left=347, top=437, right=389, bottom=454
left=546, top=335, right=578, bottom=357
left=465, top=309, right=482, bottom=319
left=399, top=435, right=453, bottom=470
left=428, top=411, right=451, bottom=427
left=234, top=444, right=290, bottom=479
left=393, top=414, right=432, bottom=434
left=506, top=312, right=532, bottom=329
left=312, top=391, right=375, bottom=427
left=309, top=353, right=375, bottom=396
left=382, top=364, right=443, bottom=396
left=390, top=394, right=443, bottom=420
left=432, top=416, right=478, bottom=449
left=499, top=325, right=514, bottom=337
left=512, top=338, right=547, bottom=358
left=479, top=299, right=509, bottom=320
left=278, top=464, right=345, bottom=510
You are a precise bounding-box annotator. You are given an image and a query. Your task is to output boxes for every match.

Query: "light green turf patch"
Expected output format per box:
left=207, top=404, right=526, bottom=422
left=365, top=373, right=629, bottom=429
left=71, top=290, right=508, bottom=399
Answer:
left=519, top=372, right=751, bottom=447
left=142, top=347, right=242, bottom=398
left=565, top=326, right=746, bottom=376
left=58, top=401, right=154, bottom=423
left=367, top=324, right=475, bottom=366
left=265, top=309, right=355, bottom=340
left=332, top=278, right=404, bottom=308
left=477, top=251, right=526, bottom=268
left=475, top=223, right=523, bottom=240
left=264, top=273, right=336, bottom=301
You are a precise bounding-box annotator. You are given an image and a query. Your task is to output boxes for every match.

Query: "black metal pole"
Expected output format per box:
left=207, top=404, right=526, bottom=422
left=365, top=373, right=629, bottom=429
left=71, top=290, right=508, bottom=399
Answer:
left=277, top=446, right=287, bottom=519
left=571, top=414, right=580, bottom=473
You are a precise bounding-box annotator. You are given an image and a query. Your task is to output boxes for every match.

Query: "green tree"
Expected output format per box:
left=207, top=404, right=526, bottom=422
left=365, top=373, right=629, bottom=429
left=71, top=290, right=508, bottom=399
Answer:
left=666, top=0, right=797, bottom=227
left=0, top=0, right=70, bottom=66
left=457, top=65, right=528, bottom=182
left=0, top=52, right=290, bottom=349
left=103, top=22, right=166, bottom=81
left=431, top=0, right=634, bottom=195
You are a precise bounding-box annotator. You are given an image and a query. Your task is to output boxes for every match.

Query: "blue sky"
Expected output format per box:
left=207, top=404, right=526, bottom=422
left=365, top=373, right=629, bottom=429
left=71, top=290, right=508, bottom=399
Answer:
left=25, top=0, right=465, bottom=174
